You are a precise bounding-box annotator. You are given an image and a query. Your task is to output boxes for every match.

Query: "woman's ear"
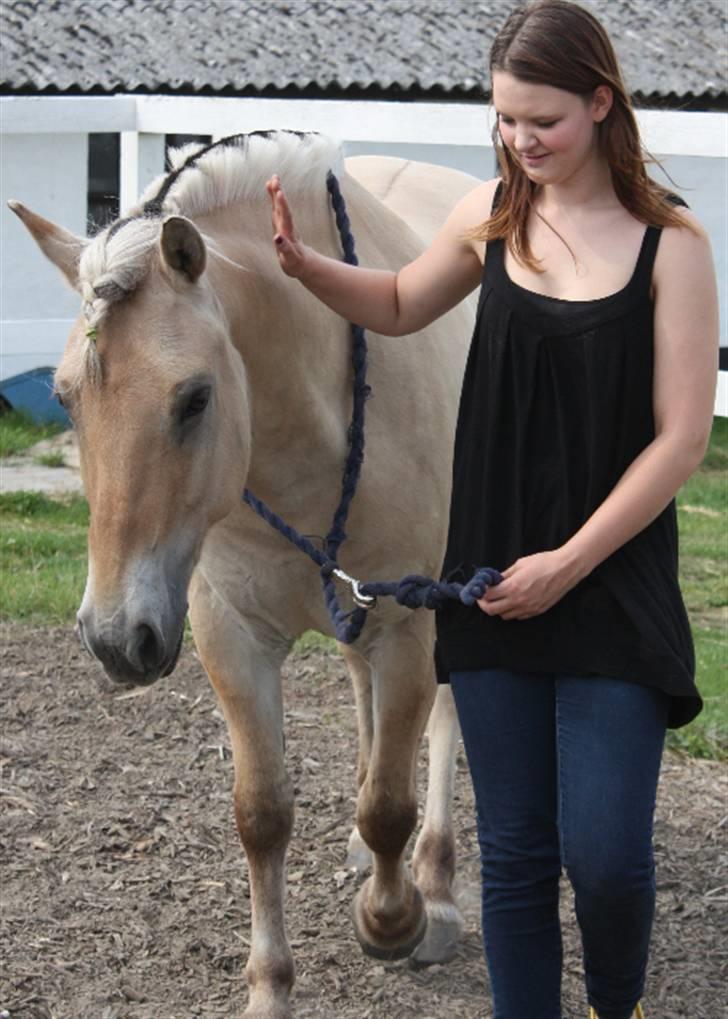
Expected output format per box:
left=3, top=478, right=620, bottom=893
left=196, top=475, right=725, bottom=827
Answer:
left=592, top=85, right=613, bottom=123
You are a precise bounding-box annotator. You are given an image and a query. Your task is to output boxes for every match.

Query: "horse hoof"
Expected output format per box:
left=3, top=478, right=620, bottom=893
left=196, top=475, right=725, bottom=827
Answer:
left=351, top=876, right=427, bottom=961
left=408, top=901, right=464, bottom=968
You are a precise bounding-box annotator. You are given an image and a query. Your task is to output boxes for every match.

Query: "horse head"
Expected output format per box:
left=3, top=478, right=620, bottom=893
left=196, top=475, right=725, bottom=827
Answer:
left=11, top=201, right=251, bottom=686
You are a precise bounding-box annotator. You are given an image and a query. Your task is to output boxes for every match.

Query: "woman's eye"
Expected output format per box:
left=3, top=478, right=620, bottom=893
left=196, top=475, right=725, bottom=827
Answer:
left=498, top=115, right=559, bottom=129
left=180, top=387, right=210, bottom=422
left=54, top=392, right=66, bottom=409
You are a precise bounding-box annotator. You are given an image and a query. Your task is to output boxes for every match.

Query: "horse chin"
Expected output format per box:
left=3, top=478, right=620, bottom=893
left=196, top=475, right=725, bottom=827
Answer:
left=105, top=668, right=161, bottom=690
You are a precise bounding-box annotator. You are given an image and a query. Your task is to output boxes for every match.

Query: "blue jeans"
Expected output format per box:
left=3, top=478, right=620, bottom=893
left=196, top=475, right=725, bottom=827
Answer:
left=450, top=669, right=668, bottom=1019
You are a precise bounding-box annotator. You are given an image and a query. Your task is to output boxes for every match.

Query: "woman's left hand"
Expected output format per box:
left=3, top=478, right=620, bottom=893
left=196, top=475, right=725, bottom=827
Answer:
left=477, top=549, right=581, bottom=620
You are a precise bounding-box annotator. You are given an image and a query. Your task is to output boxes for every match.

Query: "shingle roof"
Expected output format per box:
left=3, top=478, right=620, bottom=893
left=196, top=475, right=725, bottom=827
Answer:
left=1, top=0, right=726, bottom=106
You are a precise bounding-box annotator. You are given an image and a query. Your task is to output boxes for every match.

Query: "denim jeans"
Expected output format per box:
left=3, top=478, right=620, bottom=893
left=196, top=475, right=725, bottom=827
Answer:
left=450, top=669, right=668, bottom=1019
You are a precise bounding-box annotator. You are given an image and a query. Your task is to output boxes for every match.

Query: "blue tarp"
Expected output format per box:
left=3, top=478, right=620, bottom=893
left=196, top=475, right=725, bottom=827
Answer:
left=0, top=367, right=70, bottom=426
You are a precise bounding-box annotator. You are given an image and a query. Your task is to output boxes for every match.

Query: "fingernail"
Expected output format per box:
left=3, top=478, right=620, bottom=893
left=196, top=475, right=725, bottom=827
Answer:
left=274, top=235, right=284, bottom=246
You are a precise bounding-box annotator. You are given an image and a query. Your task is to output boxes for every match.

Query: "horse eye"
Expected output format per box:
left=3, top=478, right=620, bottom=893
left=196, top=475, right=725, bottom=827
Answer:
left=180, top=386, right=210, bottom=422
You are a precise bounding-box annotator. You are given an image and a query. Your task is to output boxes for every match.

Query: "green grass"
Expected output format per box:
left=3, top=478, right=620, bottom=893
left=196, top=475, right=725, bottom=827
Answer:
left=670, top=416, right=727, bottom=760
left=0, top=492, right=89, bottom=623
left=1, top=418, right=725, bottom=759
left=33, top=451, right=67, bottom=468
left=0, top=409, right=65, bottom=458
left=294, top=630, right=337, bottom=655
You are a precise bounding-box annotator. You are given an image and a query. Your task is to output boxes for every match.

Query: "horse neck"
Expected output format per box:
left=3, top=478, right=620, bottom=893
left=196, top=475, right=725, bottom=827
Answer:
left=198, top=197, right=355, bottom=507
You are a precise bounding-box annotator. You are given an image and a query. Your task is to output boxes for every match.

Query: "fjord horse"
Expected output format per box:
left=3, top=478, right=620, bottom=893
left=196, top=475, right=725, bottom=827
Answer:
left=11, top=131, right=478, bottom=1018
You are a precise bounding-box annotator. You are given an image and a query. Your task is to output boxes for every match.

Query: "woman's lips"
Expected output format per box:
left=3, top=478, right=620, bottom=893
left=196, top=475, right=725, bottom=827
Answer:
left=520, top=152, right=549, bottom=166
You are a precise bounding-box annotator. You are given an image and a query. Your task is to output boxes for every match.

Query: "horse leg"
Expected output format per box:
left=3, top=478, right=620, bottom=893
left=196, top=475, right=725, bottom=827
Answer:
left=189, top=576, right=295, bottom=1019
left=339, top=642, right=374, bottom=872
left=351, top=618, right=434, bottom=960
left=410, top=683, right=465, bottom=966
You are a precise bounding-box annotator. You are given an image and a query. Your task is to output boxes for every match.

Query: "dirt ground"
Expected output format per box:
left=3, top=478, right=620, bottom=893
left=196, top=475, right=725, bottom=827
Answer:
left=1, top=625, right=725, bottom=1019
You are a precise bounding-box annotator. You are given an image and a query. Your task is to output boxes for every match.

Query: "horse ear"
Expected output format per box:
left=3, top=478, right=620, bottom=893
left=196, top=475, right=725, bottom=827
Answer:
left=8, top=200, right=87, bottom=291
left=160, top=216, right=206, bottom=283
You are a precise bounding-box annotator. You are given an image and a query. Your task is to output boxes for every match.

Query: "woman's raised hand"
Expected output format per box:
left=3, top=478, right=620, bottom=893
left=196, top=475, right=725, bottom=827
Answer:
left=266, top=174, right=308, bottom=278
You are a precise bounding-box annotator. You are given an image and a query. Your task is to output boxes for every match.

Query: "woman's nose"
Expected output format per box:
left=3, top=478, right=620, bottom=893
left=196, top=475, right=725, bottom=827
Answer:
left=515, top=127, right=537, bottom=152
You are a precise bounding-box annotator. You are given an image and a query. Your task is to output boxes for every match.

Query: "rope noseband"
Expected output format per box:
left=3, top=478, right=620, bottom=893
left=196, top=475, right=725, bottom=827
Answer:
left=242, top=171, right=501, bottom=644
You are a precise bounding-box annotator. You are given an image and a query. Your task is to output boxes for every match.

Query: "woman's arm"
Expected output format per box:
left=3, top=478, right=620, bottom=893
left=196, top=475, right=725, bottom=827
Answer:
left=266, top=174, right=496, bottom=336
left=480, top=210, right=719, bottom=621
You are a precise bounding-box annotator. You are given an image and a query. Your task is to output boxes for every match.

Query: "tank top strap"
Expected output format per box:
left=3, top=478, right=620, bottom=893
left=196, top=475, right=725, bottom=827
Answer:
left=482, top=180, right=505, bottom=285
left=631, top=225, right=662, bottom=296
left=632, top=192, right=688, bottom=295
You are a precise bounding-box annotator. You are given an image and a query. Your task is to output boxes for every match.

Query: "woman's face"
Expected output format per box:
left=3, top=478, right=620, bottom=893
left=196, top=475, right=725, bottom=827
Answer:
left=492, top=71, right=611, bottom=186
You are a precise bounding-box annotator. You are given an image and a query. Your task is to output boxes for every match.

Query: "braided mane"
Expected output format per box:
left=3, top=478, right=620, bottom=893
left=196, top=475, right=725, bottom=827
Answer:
left=75, top=130, right=343, bottom=384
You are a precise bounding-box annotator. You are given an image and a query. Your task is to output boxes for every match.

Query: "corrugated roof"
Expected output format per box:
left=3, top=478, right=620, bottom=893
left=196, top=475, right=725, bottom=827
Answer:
left=1, top=0, right=726, bottom=105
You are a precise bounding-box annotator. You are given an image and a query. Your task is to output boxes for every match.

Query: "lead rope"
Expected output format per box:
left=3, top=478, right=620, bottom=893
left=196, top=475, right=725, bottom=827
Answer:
left=242, top=170, right=501, bottom=644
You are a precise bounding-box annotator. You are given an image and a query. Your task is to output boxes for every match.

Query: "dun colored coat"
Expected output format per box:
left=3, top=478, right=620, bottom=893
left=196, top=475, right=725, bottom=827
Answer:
left=11, top=131, right=479, bottom=1019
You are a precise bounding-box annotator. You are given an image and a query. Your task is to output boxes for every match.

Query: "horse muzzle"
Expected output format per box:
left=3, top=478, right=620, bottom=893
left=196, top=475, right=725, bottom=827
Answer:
left=77, top=542, right=195, bottom=686
left=76, top=611, right=185, bottom=687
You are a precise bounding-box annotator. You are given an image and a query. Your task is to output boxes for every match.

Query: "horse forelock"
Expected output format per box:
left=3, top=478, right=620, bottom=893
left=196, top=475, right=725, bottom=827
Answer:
left=71, top=131, right=343, bottom=388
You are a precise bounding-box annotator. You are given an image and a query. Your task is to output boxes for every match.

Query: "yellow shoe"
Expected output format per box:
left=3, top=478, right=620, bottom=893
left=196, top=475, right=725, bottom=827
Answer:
left=589, top=1006, right=644, bottom=1019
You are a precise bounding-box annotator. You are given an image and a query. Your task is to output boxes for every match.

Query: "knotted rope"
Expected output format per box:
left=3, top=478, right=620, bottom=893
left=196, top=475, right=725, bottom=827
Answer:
left=242, top=171, right=501, bottom=643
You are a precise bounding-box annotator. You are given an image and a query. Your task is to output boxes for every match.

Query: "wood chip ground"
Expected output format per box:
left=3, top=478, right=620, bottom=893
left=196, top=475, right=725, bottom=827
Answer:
left=1, top=625, right=725, bottom=1018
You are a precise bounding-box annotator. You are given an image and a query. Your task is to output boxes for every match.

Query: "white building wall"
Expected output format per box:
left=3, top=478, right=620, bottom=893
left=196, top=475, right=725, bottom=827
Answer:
left=1, top=132, right=88, bottom=378
left=1, top=95, right=725, bottom=414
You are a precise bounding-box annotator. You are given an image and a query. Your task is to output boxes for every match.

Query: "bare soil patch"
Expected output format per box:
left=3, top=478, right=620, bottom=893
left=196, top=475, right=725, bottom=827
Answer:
left=1, top=625, right=725, bottom=1019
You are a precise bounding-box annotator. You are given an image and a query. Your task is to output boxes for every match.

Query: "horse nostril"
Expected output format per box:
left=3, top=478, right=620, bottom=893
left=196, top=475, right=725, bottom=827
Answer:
left=128, top=623, right=165, bottom=673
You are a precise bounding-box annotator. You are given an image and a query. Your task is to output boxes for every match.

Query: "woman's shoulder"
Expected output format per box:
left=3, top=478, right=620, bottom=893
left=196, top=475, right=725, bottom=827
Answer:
left=465, top=176, right=502, bottom=213
left=655, top=204, right=712, bottom=263
left=659, top=202, right=710, bottom=242
left=449, top=177, right=502, bottom=228
left=653, top=204, right=715, bottom=299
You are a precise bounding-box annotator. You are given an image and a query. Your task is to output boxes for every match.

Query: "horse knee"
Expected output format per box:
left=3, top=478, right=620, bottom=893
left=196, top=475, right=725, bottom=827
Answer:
left=357, top=785, right=417, bottom=857
left=235, top=780, right=294, bottom=853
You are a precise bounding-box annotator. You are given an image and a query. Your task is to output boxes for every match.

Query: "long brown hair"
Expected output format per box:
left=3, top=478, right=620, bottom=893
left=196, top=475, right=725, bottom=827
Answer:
left=474, top=0, right=694, bottom=270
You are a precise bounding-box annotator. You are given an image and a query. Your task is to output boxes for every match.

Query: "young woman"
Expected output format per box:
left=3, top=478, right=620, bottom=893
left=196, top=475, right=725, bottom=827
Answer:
left=266, top=2, right=719, bottom=1016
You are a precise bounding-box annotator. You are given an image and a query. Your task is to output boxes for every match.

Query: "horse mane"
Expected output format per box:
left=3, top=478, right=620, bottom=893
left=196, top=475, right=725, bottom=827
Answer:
left=75, top=131, right=343, bottom=385
left=139, top=130, right=342, bottom=220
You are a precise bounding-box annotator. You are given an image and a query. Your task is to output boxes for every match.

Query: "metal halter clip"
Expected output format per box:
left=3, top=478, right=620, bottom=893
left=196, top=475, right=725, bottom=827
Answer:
left=333, top=568, right=377, bottom=610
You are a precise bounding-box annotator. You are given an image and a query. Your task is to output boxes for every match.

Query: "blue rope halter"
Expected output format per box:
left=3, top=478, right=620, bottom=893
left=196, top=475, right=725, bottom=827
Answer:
left=243, top=171, right=501, bottom=644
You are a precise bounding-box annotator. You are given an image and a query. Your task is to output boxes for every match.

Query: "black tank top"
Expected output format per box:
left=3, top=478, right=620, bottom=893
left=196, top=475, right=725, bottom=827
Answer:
left=435, top=189, right=700, bottom=729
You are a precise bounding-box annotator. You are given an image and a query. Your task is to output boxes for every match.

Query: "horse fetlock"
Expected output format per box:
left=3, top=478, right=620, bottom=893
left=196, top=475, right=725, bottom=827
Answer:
left=244, top=953, right=295, bottom=1019
left=357, top=792, right=417, bottom=858
left=351, top=874, right=426, bottom=961
left=242, top=998, right=293, bottom=1019
left=412, top=827, right=457, bottom=896
left=345, top=825, right=373, bottom=872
